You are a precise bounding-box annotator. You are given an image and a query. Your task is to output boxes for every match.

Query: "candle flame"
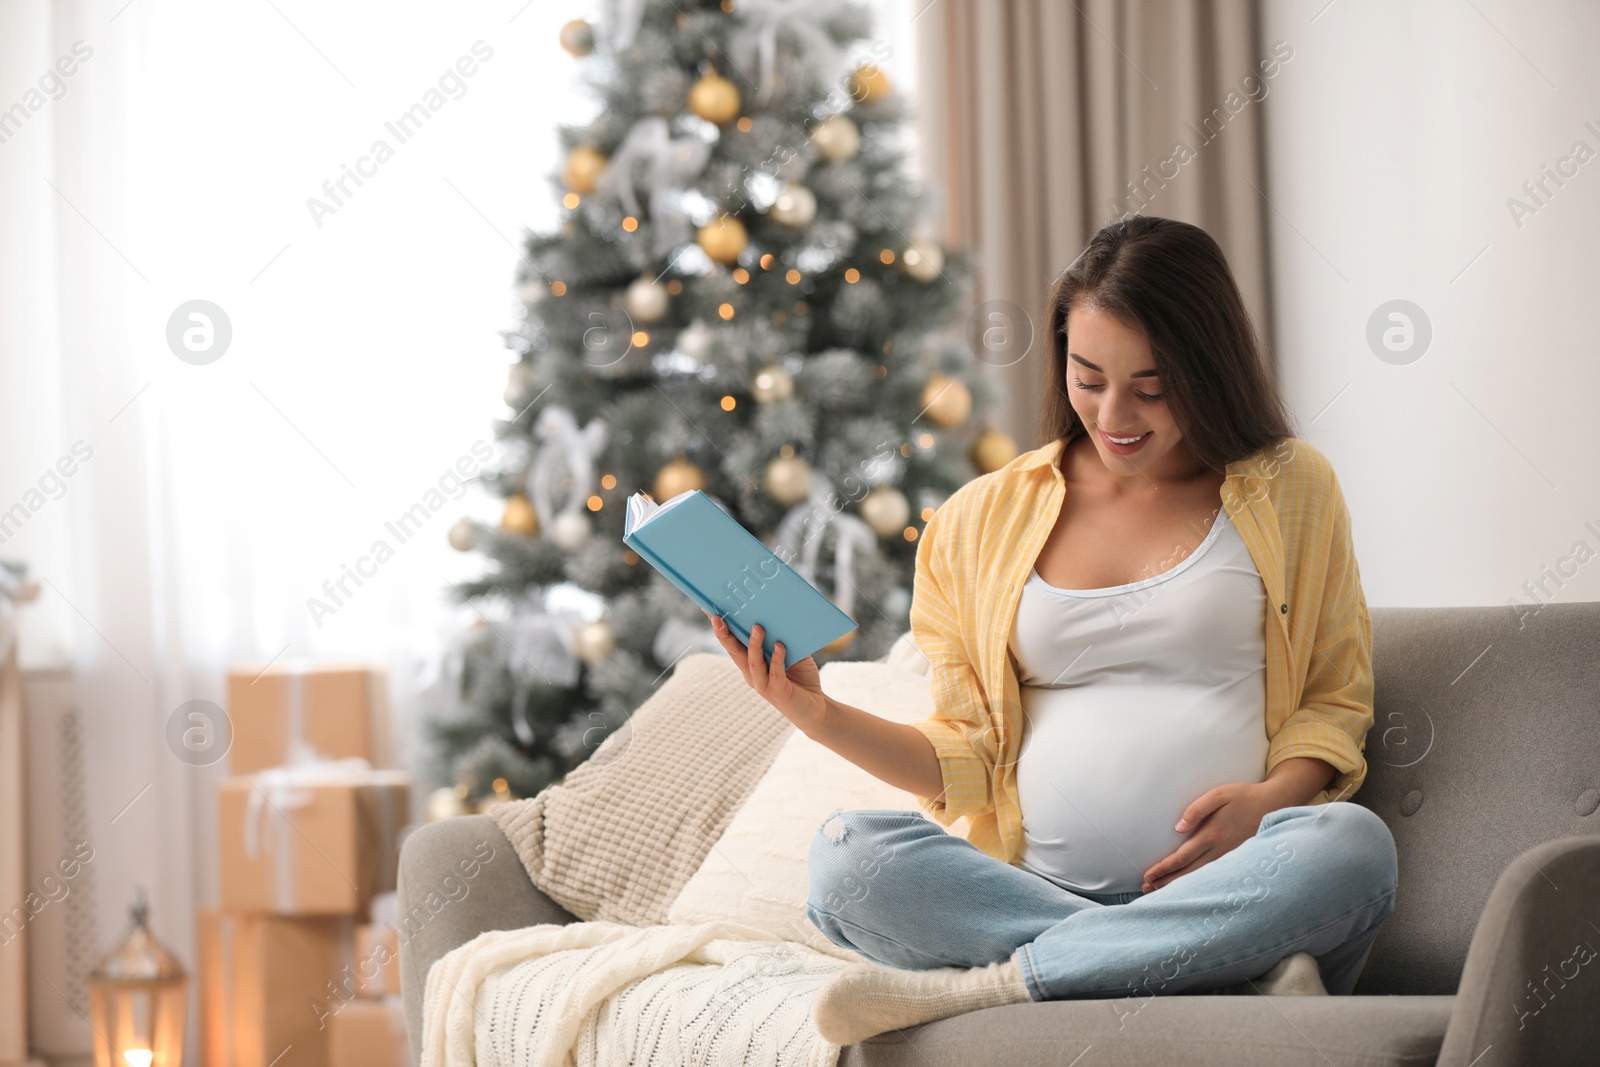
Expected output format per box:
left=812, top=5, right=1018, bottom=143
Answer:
left=124, top=1050, right=153, bottom=1067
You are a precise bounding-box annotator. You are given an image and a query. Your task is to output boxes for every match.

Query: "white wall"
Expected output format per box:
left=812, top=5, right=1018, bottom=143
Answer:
left=1261, top=0, right=1599, bottom=612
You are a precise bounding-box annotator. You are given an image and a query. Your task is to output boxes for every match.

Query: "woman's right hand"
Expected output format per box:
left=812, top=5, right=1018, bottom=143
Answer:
left=703, top=609, right=830, bottom=735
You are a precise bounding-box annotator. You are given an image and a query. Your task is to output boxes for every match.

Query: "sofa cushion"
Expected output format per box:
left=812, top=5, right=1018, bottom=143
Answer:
left=838, top=995, right=1458, bottom=1066
left=666, top=655, right=966, bottom=956
left=882, top=628, right=933, bottom=676
left=490, top=652, right=794, bottom=926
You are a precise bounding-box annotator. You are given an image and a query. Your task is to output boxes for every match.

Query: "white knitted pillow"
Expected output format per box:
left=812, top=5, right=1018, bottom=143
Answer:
left=666, top=647, right=966, bottom=960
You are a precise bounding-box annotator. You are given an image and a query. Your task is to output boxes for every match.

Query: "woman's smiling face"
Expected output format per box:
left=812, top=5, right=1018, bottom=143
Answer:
left=1064, top=302, right=1200, bottom=487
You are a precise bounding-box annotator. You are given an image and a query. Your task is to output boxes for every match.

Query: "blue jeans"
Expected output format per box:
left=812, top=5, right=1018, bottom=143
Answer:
left=804, top=802, right=1398, bottom=1001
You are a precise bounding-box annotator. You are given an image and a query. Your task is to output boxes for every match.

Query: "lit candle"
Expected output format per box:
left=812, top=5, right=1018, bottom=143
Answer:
left=124, top=1050, right=153, bottom=1067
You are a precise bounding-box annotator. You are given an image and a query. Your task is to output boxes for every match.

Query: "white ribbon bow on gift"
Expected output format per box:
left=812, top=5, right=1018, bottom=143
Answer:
left=242, top=756, right=397, bottom=912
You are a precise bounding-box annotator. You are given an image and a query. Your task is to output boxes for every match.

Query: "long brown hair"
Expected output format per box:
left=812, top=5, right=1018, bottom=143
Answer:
left=1036, top=216, right=1296, bottom=472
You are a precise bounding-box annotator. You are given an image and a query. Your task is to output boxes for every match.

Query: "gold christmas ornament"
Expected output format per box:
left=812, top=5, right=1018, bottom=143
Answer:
left=751, top=363, right=794, bottom=404
left=921, top=372, right=972, bottom=428
left=574, top=618, right=617, bottom=663
left=811, top=115, right=860, bottom=162
left=426, top=786, right=468, bottom=822
left=696, top=215, right=748, bottom=264
left=500, top=493, right=540, bottom=535
left=688, top=70, right=742, bottom=125
left=763, top=452, right=812, bottom=505
left=860, top=485, right=911, bottom=539
left=625, top=275, right=670, bottom=324
left=901, top=240, right=944, bottom=283
left=768, top=183, right=817, bottom=227
left=971, top=426, right=1020, bottom=473
left=563, top=145, right=607, bottom=194
left=654, top=456, right=706, bottom=501
left=848, top=64, right=891, bottom=104
left=820, top=614, right=857, bottom=655
left=447, top=517, right=477, bottom=551
left=558, top=19, right=595, bottom=57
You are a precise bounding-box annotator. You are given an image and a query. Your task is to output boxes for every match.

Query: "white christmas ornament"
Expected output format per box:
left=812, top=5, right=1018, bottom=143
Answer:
left=902, top=240, right=944, bottom=282
left=549, top=510, right=593, bottom=551
left=573, top=618, right=616, bottom=663
left=625, top=275, right=670, bottom=324
left=504, top=363, right=534, bottom=407
left=769, top=183, right=818, bottom=227
left=677, top=319, right=714, bottom=360
left=447, top=517, right=477, bottom=551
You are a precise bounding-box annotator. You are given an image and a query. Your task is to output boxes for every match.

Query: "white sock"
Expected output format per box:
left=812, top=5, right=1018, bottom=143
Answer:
left=811, top=956, right=1033, bottom=1046
left=1235, top=951, right=1327, bottom=996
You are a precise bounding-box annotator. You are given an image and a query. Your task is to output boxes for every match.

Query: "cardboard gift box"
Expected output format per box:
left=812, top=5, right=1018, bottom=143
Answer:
left=218, top=768, right=411, bottom=916
left=228, top=662, right=392, bottom=774
left=327, top=997, right=410, bottom=1067
left=198, top=908, right=355, bottom=1067
left=352, top=923, right=400, bottom=997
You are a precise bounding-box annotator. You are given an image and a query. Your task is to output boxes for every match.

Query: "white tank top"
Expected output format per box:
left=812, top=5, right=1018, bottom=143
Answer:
left=1008, top=507, right=1269, bottom=894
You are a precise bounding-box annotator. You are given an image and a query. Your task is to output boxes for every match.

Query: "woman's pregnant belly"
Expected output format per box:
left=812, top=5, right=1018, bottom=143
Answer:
left=1015, top=678, right=1268, bottom=894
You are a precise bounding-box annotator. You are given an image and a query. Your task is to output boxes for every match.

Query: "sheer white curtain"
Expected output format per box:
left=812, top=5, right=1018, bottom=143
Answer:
left=4, top=0, right=923, bottom=1056
left=1, top=0, right=582, bottom=1056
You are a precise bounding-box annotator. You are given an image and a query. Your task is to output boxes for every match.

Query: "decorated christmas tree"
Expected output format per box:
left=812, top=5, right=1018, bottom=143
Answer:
left=420, top=0, right=1016, bottom=816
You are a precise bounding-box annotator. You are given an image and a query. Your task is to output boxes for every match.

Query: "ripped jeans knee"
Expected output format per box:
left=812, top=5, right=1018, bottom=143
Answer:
left=819, top=808, right=851, bottom=845
left=807, top=808, right=926, bottom=917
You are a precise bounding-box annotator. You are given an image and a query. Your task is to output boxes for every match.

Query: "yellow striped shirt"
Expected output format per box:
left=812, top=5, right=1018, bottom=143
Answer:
left=907, top=431, right=1373, bottom=865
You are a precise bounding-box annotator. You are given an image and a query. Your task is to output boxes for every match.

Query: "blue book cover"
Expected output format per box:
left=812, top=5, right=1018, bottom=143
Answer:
left=622, top=489, right=858, bottom=664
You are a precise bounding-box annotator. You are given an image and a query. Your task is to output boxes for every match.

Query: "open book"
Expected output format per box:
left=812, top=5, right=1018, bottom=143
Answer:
left=622, top=489, right=858, bottom=664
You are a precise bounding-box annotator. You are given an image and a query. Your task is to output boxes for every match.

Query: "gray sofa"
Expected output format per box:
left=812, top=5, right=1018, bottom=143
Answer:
left=398, top=603, right=1600, bottom=1066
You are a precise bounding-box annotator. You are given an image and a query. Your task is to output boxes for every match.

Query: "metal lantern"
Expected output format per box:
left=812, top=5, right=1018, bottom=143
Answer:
left=88, top=888, right=188, bottom=1067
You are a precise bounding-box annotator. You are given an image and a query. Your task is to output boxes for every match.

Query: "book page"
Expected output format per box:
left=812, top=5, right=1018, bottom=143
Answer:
left=625, top=490, right=698, bottom=535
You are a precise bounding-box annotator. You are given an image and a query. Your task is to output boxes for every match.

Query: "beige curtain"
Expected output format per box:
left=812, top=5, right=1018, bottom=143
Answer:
left=913, top=0, right=1275, bottom=450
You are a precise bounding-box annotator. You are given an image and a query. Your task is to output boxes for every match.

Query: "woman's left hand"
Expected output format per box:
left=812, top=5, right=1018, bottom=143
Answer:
left=1140, top=781, right=1283, bottom=893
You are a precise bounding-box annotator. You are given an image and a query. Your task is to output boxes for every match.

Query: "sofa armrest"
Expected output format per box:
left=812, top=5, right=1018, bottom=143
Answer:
left=1435, top=834, right=1600, bottom=1067
left=397, top=814, right=578, bottom=1067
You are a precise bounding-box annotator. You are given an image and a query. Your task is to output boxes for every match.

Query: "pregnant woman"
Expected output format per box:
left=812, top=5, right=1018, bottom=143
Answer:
left=706, top=215, right=1397, bottom=1043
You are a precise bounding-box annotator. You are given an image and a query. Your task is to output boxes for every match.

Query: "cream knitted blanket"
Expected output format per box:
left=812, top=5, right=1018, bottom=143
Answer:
left=418, top=642, right=971, bottom=1066
left=420, top=920, right=856, bottom=1067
